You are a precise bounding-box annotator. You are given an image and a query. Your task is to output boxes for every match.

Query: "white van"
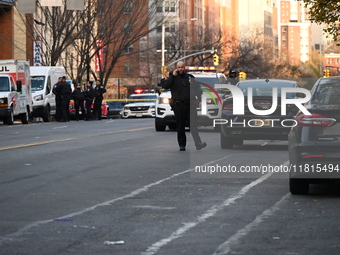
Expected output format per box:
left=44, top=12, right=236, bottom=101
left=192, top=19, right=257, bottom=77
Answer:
left=30, top=66, right=66, bottom=122
left=0, top=59, right=32, bottom=125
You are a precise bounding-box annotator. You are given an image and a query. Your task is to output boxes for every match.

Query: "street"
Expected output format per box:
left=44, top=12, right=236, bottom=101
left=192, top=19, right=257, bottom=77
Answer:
left=0, top=118, right=340, bottom=255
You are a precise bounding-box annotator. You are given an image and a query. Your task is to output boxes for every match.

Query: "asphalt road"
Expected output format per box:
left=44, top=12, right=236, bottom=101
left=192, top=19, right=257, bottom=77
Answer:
left=0, top=118, right=340, bottom=255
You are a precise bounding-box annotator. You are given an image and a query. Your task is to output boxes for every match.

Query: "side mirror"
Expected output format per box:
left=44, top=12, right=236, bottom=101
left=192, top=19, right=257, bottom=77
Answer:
left=16, top=80, right=22, bottom=92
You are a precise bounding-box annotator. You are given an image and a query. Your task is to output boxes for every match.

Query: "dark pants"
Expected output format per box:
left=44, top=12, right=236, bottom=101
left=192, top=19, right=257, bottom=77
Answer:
left=173, top=103, right=202, bottom=148
left=55, top=96, right=62, bottom=121
left=61, top=96, right=70, bottom=121
left=74, top=100, right=85, bottom=120
left=93, top=98, right=102, bottom=120
left=85, top=100, right=94, bottom=120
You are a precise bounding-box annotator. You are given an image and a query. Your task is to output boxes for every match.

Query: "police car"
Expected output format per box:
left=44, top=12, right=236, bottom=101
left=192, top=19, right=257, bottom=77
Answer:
left=121, top=93, right=157, bottom=118
left=155, top=67, right=229, bottom=131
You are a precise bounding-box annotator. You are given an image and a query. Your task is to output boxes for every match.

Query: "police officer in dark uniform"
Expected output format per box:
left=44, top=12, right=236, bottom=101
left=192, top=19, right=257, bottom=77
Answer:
left=52, top=77, right=62, bottom=121
left=93, top=79, right=106, bottom=120
left=71, top=83, right=85, bottom=120
left=57, top=76, right=72, bottom=122
left=84, top=81, right=94, bottom=121
left=163, top=61, right=207, bottom=151
left=226, top=69, right=238, bottom=85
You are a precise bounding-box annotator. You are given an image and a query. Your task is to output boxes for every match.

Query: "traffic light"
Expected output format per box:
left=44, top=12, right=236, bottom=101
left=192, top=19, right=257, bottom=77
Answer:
left=323, top=69, right=331, bottom=77
left=162, top=66, right=167, bottom=78
left=213, top=54, right=219, bottom=66
left=239, top=72, right=247, bottom=80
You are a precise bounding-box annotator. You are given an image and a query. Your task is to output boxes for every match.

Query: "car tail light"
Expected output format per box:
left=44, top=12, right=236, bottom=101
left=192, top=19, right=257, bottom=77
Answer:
left=302, top=154, right=325, bottom=158
left=296, top=113, right=336, bottom=126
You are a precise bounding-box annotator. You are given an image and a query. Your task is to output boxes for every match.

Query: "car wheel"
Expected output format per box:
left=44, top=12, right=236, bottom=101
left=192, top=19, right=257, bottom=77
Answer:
left=220, top=132, right=234, bottom=149
left=214, top=125, right=221, bottom=132
left=6, top=108, right=14, bottom=125
left=20, top=110, right=29, bottom=124
left=233, top=138, right=243, bottom=146
left=43, top=105, right=50, bottom=122
left=289, top=178, right=309, bottom=195
left=155, top=119, right=166, bottom=131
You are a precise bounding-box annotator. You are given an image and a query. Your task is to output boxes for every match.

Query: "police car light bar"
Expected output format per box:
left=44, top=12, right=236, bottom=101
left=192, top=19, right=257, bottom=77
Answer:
left=185, top=66, right=216, bottom=71
left=185, top=66, right=216, bottom=72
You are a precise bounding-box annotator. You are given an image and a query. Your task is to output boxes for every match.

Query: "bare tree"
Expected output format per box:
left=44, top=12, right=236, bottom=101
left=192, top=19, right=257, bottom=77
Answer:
left=159, top=22, right=223, bottom=69
left=18, top=0, right=164, bottom=86
left=93, top=0, right=162, bottom=87
left=22, top=1, right=87, bottom=67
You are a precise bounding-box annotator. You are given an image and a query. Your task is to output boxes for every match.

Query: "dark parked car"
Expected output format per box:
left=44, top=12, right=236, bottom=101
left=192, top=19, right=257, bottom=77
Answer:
left=220, top=79, right=300, bottom=149
left=288, top=77, right=340, bottom=194
left=105, top=100, right=126, bottom=118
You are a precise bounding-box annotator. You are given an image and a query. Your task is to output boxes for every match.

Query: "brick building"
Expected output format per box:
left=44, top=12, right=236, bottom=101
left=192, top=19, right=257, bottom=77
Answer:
left=0, top=0, right=33, bottom=62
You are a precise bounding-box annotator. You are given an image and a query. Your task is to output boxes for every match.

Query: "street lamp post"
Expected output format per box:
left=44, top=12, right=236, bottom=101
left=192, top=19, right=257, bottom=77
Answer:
left=161, top=18, right=197, bottom=77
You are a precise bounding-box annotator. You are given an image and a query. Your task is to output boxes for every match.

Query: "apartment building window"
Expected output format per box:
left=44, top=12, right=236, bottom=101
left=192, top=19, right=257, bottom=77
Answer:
left=97, top=0, right=106, bottom=14
left=98, top=24, right=107, bottom=35
left=156, top=0, right=163, bottom=12
left=282, top=35, right=286, bottom=41
left=156, top=23, right=162, bottom=33
left=165, top=1, right=175, bottom=12
left=124, top=63, right=133, bottom=74
left=326, top=59, right=329, bottom=64
left=165, top=22, right=176, bottom=32
left=124, top=44, right=134, bottom=54
left=282, top=27, right=287, bottom=32
left=123, top=1, right=133, bottom=13
left=124, top=22, right=132, bottom=34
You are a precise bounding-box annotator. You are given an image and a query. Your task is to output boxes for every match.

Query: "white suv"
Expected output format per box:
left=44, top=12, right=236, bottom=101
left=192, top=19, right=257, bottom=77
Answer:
left=155, top=72, right=229, bottom=131
left=122, top=94, right=157, bottom=118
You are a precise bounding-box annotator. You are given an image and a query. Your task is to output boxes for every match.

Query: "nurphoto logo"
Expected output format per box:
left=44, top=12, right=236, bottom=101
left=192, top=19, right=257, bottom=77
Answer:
left=199, top=84, right=312, bottom=128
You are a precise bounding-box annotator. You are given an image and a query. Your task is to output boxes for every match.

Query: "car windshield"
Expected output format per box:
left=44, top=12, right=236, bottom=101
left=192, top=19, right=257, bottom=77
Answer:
left=129, top=95, right=157, bottom=100
left=129, top=95, right=157, bottom=103
left=31, top=76, right=45, bottom=91
left=312, top=79, right=340, bottom=105
left=238, top=81, right=296, bottom=98
left=0, top=77, right=10, bottom=91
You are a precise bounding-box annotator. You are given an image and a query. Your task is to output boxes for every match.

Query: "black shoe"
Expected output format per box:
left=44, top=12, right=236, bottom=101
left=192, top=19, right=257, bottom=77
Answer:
left=196, top=142, right=207, bottom=150
left=179, top=146, right=186, bottom=151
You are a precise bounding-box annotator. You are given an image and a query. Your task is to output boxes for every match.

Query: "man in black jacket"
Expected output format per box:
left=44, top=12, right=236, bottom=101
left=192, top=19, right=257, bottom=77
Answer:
left=163, top=61, right=207, bottom=151
left=84, top=81, right=94, bottom=121
left=52, top=77, right=62, bottom=121
left=71, top=83, right=85, bottom=120
left=93, top=79, right=106, bottom=120
left=56, top=76, right=72, bottom=122
left=226, top=69, right=238, bottom=85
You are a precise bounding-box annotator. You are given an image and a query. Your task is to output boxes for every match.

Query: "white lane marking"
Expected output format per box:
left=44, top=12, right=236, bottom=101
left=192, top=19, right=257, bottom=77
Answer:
left=213, top=193, right=290, bottom=255
left=142, top=172, right=274, bottom=255
left=0, top=154, right=235, bottom=245
left=53, top=126, right=68, bottom=129
left=133, top=205, right=176, bottom=210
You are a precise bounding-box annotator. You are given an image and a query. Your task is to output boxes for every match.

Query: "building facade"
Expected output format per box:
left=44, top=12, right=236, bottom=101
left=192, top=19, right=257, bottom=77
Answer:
left=0, top=1, right=32, bottom=61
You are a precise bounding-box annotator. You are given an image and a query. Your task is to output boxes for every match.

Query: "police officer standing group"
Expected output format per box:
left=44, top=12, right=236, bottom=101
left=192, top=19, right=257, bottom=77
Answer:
left=53, top=77, right=106, bottom=122
left=53, top=76, right=71, bottom=122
